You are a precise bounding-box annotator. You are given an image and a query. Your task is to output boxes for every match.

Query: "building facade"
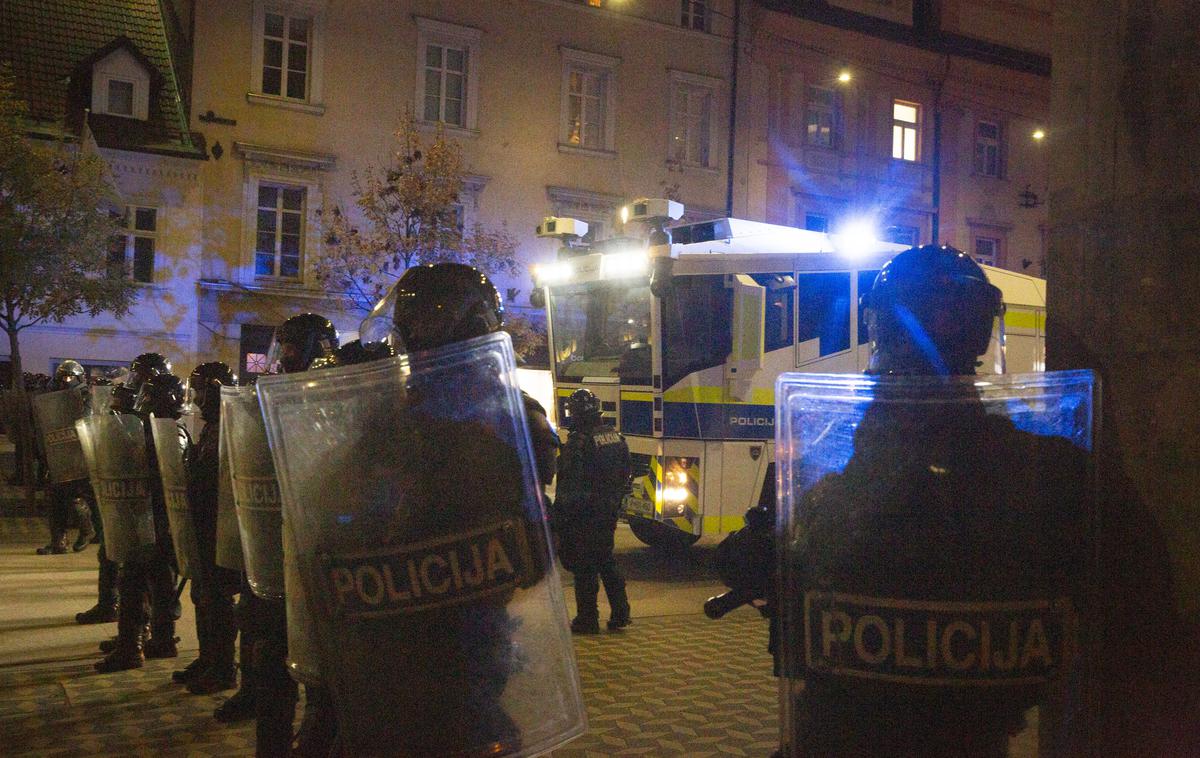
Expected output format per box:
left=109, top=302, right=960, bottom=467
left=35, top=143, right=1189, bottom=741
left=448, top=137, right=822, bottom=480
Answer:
left=187, top=0, right=736, bottom=375
left=737, top=0, right=1051, bottom=271
left=2, top=0, right=1051, bottom=379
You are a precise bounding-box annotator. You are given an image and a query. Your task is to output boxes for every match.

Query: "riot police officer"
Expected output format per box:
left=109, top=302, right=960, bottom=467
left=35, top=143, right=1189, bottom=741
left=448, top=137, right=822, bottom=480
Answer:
left=553, top=388, right=631, bottom=635
left=94, top=372, right=185, bottom=672
left=761, top=245, right=1091, bottom=756
left=172, top=362, right=242, bottom=696
left=285, top=262, right=562, bottom=756
left=36, top=360, right=97, bottom=555
left=255, top=313, right=338, bottom=758
left=128, top=352, right=171, bottom=391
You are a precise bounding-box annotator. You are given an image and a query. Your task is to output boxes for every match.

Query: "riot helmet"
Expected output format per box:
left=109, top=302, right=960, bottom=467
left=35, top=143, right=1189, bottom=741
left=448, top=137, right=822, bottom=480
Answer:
left=564, top=388, right=602, bottom=430
left=52, top=360, right=86, bottom=390
left=360, top=263, right=503, bottom=354
left=860, top=244, right=1003, bottom=376
left=311, top=339, right=397, bottom=370
left=188, top=361, right=236, bottom=421
left=135, top=373, right=186, bottom=419
left=129, top=352, right=171, bottom=390
left=110, top=384, right=138, bottom=414
left=267, top=313, right=338, bottom=374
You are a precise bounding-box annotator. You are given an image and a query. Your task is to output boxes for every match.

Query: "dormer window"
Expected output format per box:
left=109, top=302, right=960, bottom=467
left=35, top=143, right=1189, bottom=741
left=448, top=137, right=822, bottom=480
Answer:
left=107, top=79, right=134, bottom=116
left=91, top=45, right=152, bottom=120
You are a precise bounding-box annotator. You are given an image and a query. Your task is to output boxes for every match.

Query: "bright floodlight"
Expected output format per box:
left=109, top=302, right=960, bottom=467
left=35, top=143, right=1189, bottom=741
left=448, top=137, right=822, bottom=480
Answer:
left=837, top=70, right=852, bottom=83
left=1032, top=129, right=1046, bottom=141
left=834, top=219, right=879, bottom=259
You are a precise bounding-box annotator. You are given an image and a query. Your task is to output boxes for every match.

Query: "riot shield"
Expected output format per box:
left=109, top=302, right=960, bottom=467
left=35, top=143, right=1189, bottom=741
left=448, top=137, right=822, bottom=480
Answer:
left=151, top=417, right=198, bottom=579
left=775, top=370, right=1097, bottom=757
left=214, top=419, right=243, bottom=572
left=220, top=386, right=284, bottom=600
left=76, top=414, right=157, bottom=564
left=257, top=332, right=585, bottom=758
left=89, top=384, right=114, bottom=416
left=32, top=389, right=88, bottom=484
left=283, top=515, right=319, bottom=685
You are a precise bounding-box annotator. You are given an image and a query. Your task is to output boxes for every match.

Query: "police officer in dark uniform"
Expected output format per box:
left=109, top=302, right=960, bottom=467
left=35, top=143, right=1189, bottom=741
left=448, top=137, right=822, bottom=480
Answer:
left=255, top=313, right=338, bottom=758
left=308, top=262, right=560, bottom=755
left=553, top=388, right=631, bottom=635
left=95, top=372, right=185, bottom=672
left=128, top=352, right=171, bottom=392
left=173, top=362, right=242, bottom=696
left=75, top=382, right=141, bottom=625
left=37, top=360, right=97, bottom=555
left=719, top=245, right=1093, bottom=756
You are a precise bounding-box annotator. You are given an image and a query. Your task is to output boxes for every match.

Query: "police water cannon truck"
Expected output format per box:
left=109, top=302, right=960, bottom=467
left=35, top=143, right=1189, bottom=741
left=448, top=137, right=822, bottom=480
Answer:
left=532, top=200, right=1047, bottom=549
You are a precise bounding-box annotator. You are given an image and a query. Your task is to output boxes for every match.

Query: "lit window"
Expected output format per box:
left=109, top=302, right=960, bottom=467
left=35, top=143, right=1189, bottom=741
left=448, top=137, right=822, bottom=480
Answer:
left=255, top=184, right=305, bottom=279
left=415, top=19, right=481, bottom=131
left=892, top=100, right=920, bottom=161
left=670, top=81, right=713, bottom=167
left=567, top=68, right=607, bottom=149
left=107, top=207, right=157, bottom=284
left=974, top=121, right=1002, bottom=177
left=107, top=80, right=134, bottom=116
left=806, top=86, right=837, bottom=148
left=682, top=0, right=710, bottom=31
left=261, top=11, right=310, bottom=99
left=974, top=237, right=999, bottom=266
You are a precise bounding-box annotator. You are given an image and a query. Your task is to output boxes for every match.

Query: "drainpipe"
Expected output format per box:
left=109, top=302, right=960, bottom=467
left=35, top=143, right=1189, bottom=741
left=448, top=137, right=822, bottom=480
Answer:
left=725, top=0, right=741, bottom=217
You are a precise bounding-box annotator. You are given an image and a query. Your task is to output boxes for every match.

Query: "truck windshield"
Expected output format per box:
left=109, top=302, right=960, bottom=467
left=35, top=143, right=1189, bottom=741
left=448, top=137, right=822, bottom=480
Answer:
left=550, top=282, right=652, bottom=385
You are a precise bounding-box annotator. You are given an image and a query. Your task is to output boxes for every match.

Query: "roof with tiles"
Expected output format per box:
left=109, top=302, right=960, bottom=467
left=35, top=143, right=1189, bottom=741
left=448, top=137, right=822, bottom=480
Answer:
left=0, top=0, right=203, bottom=158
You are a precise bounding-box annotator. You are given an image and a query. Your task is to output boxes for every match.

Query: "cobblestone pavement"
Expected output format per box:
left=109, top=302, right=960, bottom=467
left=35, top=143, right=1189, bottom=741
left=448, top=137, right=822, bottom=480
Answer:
left=0, top=517, right=779, bottom=757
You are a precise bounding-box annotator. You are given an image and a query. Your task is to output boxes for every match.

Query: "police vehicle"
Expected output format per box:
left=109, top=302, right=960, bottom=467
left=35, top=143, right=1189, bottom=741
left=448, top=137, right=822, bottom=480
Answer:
left=532, top=201, right=1046, bottom=549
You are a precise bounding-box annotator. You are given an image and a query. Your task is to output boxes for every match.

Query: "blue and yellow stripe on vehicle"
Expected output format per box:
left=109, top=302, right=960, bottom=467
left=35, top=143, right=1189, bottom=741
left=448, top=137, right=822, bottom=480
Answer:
left=661, top=385, right=776, bottom=441
left=619, top=390, right=653, bottom=436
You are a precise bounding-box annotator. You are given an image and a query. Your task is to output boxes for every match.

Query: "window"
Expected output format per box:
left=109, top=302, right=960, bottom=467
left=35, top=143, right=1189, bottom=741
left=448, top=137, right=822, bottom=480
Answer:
left=974, top=236, right=999, bottom=266
left=261, top=11, right=310, bottom=99
left=107, top=80, right=134, bottom=116
left=805, top=214, right=829, bottom=233
left=806, top=86, right=838, bottom=148
left=250, top=2, right=325, bottom=110
left=560, top=48, right=618, bottom=153
left=91, top=48, right=151, bottom=119
left=751, top=274, right=795, bottom=352
left=107, top=207, right=157, bottom=284
left=885, top=225, right=919, bottom=246
left=974, top=121, right=1002, bottom=177
left=416, top=19, right=481, bottom=132
left=661, top=275, right=732, bottom=388
left=567, top=68, right=606, bottom=149
left=797, top=272, right=851, bottom=360
left=255, top=185, right=305, bottom=279
left=857, top=269, right=880, bottom=345
left=892, top=99, right=920, bottom=161
left=669, top=73, right=716, bottom=167
left=682, top=0, right=710, bottom=32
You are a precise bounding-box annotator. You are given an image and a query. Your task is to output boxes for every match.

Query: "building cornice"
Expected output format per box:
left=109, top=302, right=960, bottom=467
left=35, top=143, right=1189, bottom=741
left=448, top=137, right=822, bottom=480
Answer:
left=233, top=141, right=337, bottom=171
left=529, top=0, right=733, bottom=44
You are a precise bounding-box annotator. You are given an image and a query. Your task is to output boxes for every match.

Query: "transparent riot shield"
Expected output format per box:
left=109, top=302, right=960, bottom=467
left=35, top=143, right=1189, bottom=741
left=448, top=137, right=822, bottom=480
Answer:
left=214, top=419, right=243, bottom=572
left=220, top=386, right=284, bottom=599
left=89, top=384, right=114, bottom=416
left=775, top=370, right=1097, bottom=758
left=76, top=414, right=157, bottom=564
left=283, top=515, right=319, bottom=685
left=257, top=332, right=585, bottom=758
left=32, top=389, right=88, bottom=484
left=151, top=417, right=198, bottom=579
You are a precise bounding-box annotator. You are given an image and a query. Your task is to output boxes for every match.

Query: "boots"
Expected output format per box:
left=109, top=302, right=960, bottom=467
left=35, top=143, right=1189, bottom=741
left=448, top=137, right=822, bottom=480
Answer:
left=172, top=657, right=205, bottom=684
left=36, top=533, right=68, bottom=555
left=188, top=603, right=237, bottom=694
left=71, top=499, right=96, bottom=552
left=100, top=623, right=149, bottom=653
left=174, top=604, right=207, bottom=684
left=214, top=632, right=257, bottom=723
left=570, top=615, right=601, bottom=635
left=293, top=685, right=338, bottom=758
left=76, top=602, right=119, bottom=625
left=94, top=613, right=145, bottom=673
left=143, top=622, right=179, bottom=659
